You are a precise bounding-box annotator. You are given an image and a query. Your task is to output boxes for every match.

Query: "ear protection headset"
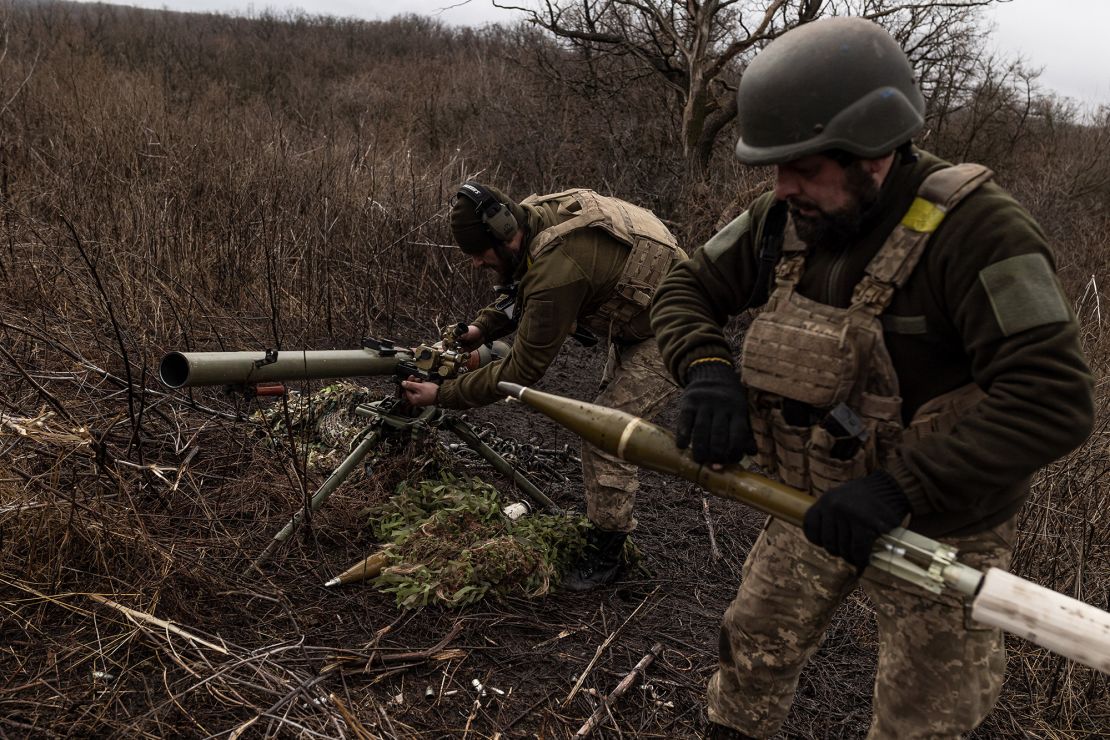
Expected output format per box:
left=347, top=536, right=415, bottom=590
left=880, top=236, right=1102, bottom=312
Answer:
left=457, top=182, right=519, bottom=243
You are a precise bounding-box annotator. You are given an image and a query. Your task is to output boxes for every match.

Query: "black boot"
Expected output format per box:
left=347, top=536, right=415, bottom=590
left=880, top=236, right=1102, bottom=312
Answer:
left=561, top=528, right=627, bottom=592
left=703, top=721, right=758, bottom=740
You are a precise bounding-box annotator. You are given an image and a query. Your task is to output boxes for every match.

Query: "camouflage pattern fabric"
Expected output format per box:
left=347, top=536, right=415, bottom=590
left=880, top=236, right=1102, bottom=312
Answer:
left=582, top=339, right=679, bottom=532
left=253, top=381, right=378, bottom=473
left=651, top=149, right=1093, bottom=538
left=709, top=517, right=1015, bottom=739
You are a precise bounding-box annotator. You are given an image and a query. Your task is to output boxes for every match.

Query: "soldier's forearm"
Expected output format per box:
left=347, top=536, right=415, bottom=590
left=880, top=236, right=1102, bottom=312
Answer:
left=651, top=289, right=735, bottom=382
left=473, top=307, right=513, bottom=342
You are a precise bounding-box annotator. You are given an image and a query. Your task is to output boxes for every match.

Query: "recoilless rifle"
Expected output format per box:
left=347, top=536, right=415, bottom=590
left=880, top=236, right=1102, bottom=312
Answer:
left=158, top=325, right=558, bottom=570
left=499, top=381, right=1110, bottom=675
left=160, top=323, right=502, bottom=396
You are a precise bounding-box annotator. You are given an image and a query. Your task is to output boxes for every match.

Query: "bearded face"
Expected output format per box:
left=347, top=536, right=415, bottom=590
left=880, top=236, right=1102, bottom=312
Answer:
left=785, top=160, right=882, bottom=249
left=490, top=242, right=519, bottom=284
left=469, top=241, right=519, bottom=284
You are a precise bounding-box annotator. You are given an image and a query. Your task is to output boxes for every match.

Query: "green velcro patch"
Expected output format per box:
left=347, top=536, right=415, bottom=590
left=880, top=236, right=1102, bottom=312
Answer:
left=979, top=253, right=1070, bottom=337
left=881, top=314, right=928, bottom=335
left=700, top=210, right=751, bottom=263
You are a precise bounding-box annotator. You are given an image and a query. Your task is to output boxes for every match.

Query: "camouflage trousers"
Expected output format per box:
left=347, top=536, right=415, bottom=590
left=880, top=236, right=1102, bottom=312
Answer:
left=709, top=516, right=1016, bottom=739
left=582, top=339, right=679, bottom=532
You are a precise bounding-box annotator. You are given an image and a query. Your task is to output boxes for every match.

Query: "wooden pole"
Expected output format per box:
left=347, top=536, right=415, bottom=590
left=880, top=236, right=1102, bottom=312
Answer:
left=574, top=642, right=664, bottom=738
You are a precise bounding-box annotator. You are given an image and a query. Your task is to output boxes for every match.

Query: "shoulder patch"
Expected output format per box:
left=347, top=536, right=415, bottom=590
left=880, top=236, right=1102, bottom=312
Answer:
left=701, top=211, right=751, bottom=263
left=520, top=297, right=562, bottom=347
left=979, top=253, right=1070, bottom=337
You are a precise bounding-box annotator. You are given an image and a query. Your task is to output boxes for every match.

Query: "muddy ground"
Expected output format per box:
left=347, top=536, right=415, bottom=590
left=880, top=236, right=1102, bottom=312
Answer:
left=1, top=335, right=1103, bottom=739
left=244, top=340, right=879, bottom=739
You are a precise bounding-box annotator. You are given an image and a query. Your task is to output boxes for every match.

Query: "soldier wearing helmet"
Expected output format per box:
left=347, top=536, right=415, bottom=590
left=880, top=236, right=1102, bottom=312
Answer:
left=650, top=17, right=1093, bottom=739
left=402, top=183, right=684, bottom=591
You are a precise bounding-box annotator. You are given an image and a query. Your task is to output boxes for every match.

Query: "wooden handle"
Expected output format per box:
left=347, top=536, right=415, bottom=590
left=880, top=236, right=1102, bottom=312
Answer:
left=971, top=567, right=1110, bottom=674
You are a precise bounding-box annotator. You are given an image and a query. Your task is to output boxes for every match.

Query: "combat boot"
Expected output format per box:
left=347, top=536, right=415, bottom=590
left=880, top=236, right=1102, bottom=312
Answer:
left=561, top=527, right=627, bottom=592
left=703, top=721, right=758, bottom=740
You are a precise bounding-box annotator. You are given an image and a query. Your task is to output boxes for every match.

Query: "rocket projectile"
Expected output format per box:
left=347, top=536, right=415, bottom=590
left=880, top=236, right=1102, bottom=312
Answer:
left=324, top=549, right=390, bottom=587
left=498, top=382, right=1110, bottom=674
left=497, top=382, right=812, bottom=526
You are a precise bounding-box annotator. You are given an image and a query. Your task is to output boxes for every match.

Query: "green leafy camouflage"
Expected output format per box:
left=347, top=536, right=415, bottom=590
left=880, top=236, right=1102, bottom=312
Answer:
left=364, top=473, right=593, bottom=609
left=257, top=384, right=637, bottom=608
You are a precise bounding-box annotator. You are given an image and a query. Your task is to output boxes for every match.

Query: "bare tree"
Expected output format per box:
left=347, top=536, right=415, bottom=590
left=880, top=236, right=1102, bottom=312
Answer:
left=494, top=1, right=1001, bottom=172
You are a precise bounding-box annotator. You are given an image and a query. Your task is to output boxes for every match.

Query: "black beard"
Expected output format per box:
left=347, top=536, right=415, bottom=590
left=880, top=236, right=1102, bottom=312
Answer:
left=789, top=164, right=880, bottom=249
left=490, top=242, right=518, bottom=284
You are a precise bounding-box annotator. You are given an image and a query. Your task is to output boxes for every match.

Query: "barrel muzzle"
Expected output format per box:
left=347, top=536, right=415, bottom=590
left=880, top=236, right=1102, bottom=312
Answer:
left=159, top=352, right=192, bottom=389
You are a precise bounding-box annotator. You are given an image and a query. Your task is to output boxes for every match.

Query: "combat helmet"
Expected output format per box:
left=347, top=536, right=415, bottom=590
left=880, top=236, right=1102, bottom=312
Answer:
left=734, top=17, right=925, bottom=165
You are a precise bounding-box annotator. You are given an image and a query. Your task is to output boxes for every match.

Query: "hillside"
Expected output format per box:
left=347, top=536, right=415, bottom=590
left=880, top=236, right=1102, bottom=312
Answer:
left=0, top=2, right=1106, bottom=737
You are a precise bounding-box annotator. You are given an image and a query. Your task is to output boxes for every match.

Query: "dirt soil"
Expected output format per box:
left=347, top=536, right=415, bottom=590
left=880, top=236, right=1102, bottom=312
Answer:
left=1, top=336, right=1103, bottom=739
left=247, top=341, right=879, bottom=738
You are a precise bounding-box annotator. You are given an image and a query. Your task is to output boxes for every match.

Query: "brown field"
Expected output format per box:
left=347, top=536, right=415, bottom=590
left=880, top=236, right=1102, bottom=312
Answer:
left=0, top=2, right=1106, bottom=738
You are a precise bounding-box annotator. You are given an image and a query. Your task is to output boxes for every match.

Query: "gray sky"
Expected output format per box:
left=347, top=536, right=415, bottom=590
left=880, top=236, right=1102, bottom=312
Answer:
left=985, top=0, right=1108, bottom=108
left=74, top=0, right=1110, bottom=108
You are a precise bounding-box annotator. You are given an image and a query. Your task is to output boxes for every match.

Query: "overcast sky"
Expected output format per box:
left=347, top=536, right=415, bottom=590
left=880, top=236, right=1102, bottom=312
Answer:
left=73, top=0, right=1109, bottom=108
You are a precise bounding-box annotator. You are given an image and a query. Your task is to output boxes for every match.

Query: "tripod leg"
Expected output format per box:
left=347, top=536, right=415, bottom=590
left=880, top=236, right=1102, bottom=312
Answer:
left=248, top=428, right=382, bottom=571
left=443, top=416, right=560, bottom=514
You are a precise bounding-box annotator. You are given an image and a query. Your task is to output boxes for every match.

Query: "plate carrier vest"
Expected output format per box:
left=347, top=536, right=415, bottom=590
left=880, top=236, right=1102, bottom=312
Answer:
left=739, top=164, right=994, bottom=496
left=522, top=189, right=685, bottom=339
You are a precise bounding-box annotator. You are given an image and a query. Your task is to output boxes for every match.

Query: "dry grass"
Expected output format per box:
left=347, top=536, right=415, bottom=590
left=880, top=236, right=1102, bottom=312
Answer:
left=0, top=2, right=1106, bottom=737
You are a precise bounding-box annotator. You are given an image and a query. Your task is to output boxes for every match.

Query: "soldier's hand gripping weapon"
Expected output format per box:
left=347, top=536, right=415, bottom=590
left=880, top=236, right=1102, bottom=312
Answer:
left=498, top=382, right=1110, bottom=675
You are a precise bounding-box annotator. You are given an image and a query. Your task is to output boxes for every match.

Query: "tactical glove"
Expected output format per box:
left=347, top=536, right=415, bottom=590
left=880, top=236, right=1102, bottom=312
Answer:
left=802, top=469, right=911, bottom=572
left=676, top=360, right=756, bottom=464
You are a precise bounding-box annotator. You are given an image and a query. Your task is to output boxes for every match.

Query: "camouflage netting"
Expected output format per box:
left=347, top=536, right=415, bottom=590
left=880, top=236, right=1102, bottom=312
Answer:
left=254, top=383, right=636, bottom=608
left=364, top=473, right=592, bottom=608
left=253, top=381, right=391, bottom=474
left=254, top=382, right=583, bottom=483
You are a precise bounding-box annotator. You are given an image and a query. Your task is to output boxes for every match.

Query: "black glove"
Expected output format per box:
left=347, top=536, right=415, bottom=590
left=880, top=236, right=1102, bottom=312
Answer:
left=802, top=469, right=911, bottom=572
left=676, top=361, right=756, bottom=464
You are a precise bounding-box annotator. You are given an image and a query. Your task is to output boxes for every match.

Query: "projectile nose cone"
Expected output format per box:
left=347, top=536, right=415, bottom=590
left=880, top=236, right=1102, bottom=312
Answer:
left=497, top=382, right=526, bottom=398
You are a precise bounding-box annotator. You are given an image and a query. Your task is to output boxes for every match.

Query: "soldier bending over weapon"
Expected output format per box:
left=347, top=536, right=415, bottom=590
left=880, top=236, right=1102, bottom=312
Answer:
left=402, top=182, right=684, bottom=591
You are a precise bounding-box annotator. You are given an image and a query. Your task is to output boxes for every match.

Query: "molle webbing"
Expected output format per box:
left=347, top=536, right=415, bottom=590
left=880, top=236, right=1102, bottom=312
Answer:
left=522, top=189, right=681, bottom=334
left=854, top=163, right=994, bottom=308
left=523, top=189, right=676, bottom=259
left=740, top=292, right=861, bottom=407
left=745, top=163, right=994, bottom=407
left=741, top=162, right=994, bottom=497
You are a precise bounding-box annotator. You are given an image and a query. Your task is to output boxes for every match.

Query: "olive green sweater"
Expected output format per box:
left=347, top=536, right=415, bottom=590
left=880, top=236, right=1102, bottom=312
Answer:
left=651, top=149, right=1095, bottom=537
left=436, top=200, right=652, bottom=410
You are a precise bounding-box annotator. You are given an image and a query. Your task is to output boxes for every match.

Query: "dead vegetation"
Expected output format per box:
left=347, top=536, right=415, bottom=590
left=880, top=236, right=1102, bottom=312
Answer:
left=0, top=2, right=1107, bottom=737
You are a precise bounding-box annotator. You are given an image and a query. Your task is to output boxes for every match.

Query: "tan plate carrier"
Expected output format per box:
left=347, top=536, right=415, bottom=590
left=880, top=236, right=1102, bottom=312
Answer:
left=523, top=189, right=685, bottom=339
left=739, top=164, right=994, bottom=496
